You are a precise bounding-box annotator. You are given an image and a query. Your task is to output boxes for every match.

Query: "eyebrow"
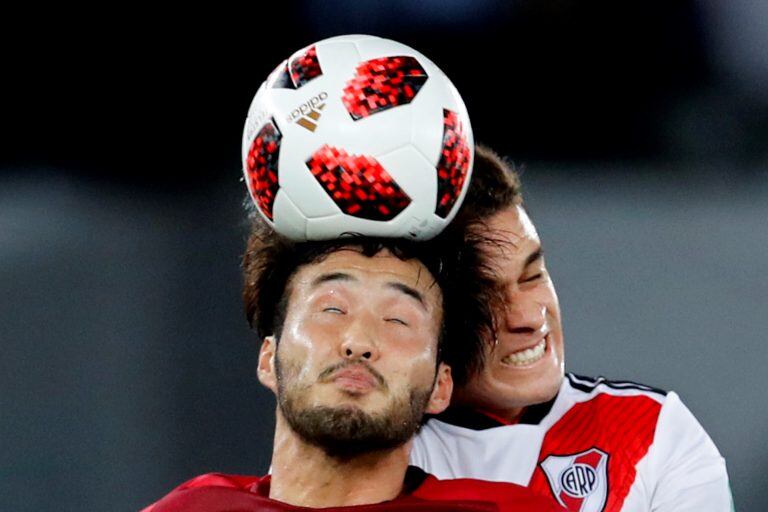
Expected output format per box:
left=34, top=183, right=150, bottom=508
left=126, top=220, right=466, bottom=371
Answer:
left=310, top=272, right=356, bottom=288
left=310, top=273, right=427, bottom=309
left=386, top=282, right=427, bottom=310
left=524, top=246, right=544, bottom=268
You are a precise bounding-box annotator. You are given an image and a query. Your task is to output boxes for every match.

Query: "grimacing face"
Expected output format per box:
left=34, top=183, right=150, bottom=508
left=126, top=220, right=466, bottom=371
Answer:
left=456, top=205, right=565, bottom=417
left=257, top=248, right=452, bottom=456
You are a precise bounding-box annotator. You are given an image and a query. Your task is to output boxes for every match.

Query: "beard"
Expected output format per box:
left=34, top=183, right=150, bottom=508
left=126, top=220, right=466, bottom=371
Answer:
left=275, top=353, right=435, bottom=460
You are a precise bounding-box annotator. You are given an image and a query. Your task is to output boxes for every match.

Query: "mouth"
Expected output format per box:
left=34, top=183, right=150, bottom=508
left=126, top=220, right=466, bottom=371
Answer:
left=500, top=336, right=547, bottom=367
left=333, top=368, right=377, bottom=392
left=320, top=362, right=386, bottom=394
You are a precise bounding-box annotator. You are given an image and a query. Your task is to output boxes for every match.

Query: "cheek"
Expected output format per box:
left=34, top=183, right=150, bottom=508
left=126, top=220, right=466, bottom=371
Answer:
left=465, top=362, right=504, bottom=400
left=540, top=284, right=563, bottom=337
left=384, top=332, right=439, bottom=387
left=401, top=328, right=440, bottom=365
left=536, top=280, right=559, bottom=307
left=280, top=318, right=338, bottom=380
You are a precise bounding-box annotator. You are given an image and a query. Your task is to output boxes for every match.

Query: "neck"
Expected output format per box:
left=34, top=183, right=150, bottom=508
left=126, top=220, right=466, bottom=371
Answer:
left=268, top=411, right=411, bottom=508
left=451, top=389, right=525, bottom=424
left=474, top=405, right=525, bottom=425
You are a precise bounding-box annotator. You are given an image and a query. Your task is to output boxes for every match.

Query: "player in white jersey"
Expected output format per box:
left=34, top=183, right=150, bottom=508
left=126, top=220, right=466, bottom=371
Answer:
left=411, top=145, right=733, bottom=512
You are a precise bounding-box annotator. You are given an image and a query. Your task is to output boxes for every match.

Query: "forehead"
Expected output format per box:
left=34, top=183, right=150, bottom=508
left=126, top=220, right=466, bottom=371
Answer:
left=483, top=205, right=540, bottom=262
left=290, top=247, right=442, bottom=302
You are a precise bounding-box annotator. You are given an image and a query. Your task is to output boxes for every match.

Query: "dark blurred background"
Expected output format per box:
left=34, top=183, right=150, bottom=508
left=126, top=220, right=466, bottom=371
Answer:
left=2, top=1, right=766, bottom=510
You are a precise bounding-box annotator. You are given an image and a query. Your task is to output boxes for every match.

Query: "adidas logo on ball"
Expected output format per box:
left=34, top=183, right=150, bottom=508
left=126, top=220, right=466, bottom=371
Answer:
left=287, top=92, right=328, bottom=132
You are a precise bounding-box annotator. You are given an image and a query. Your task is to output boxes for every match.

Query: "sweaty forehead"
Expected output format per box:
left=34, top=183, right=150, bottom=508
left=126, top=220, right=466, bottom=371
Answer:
left=487, top=205, right=539, bottom=245
left=291, top=248, right=441, bottom=300
left=480, top=205, right=541, bottom=270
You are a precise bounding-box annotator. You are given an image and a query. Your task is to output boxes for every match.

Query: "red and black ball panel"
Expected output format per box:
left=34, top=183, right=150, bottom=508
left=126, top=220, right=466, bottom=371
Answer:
left=267, top=61, right=294, bottom=89
left=342, top=56, right=428, bottom=120
left=306, top=145, right=412, bottom=221
left=270, top=45, right=323, bottom=90
left=435, top=109, right=471, bottom=218
left=289, top=45, right=323, bottom=88
left=245, top=119, right=282, bottom=220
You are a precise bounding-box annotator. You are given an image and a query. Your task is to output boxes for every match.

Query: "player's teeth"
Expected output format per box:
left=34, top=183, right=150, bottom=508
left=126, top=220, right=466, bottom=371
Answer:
left=501, top=339, right=546, bottom=366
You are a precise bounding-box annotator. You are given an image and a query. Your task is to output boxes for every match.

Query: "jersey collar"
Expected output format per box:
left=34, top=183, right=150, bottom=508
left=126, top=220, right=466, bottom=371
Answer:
left=431, top=395, right=558, bottom=430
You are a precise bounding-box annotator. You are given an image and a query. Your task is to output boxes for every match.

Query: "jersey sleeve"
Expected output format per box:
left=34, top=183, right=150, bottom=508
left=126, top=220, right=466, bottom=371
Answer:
left=643, top=391, right=733, bottom=511
left=140, top=473, right=261, bottom=512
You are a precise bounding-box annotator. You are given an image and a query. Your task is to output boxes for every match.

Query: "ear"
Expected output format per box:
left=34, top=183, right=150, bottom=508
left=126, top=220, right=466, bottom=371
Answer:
left=425, top=362, right=453, bottom=415
left=257, top=336, right=277, bottom=393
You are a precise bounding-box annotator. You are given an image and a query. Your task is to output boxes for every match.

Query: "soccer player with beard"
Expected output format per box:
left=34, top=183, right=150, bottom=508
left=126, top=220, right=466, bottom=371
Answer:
left=410, top=145, right=733, bottom=512
left=142, top=223, right=563, bottom=511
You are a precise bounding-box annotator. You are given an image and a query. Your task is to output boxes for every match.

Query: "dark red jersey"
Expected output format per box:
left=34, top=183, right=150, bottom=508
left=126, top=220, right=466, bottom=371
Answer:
left=142, top=467, right=564, bottom=511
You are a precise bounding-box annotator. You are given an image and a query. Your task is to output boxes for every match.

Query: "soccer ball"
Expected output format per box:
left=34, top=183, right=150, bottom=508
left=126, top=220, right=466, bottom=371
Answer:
left=241, top=34, right=473, bottom=241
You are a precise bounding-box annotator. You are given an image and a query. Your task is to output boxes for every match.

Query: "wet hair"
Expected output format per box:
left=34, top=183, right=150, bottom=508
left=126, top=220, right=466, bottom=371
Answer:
left=242, top=220, right=499, bottom=384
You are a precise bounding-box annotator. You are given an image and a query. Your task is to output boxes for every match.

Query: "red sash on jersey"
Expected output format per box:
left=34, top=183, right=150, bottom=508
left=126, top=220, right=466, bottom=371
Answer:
left=528, top=394, right=661, bottom=512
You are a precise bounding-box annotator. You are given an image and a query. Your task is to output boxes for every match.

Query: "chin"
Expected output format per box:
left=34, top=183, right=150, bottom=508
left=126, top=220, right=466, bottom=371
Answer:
left=479, top=368, right=563, bottom=411
left=523, top=365, right=564, bottom=402
left=521, top=380, right=562, bottom=405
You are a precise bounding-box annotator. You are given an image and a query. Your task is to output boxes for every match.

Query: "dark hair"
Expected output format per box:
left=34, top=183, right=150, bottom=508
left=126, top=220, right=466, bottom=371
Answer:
left=242, top=221, right=501, bottom=386
left=458, top=144, right=524, bottom=219
left=424, top=144, right=526, bottom=384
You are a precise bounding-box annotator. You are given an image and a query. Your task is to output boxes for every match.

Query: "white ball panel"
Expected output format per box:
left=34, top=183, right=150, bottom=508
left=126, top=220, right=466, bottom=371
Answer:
left=305, top=203, right=416, bottom=240
left=375, top=145, right=437, bottom=213
left=318, top=104, right=413, bottom=157
left=272, top=191, right=308, bottom=240
left=317, top=34, right=377, bottom=45
left=245, top=80, right=268, bottom=119
left=409, top=93, right=446, bottom=167
left=424, top=214, right=450, bottom=239
left=443, top=79, right=474, bottom=146
left=396, top=210, right=443, bottom=240
left=278, top=145, right=340, bottom=219
left=353, top=37, right=425, bottom=62
left=305, top=213, right=369, bottom=240
left=314, top=40, right=361, bottom=81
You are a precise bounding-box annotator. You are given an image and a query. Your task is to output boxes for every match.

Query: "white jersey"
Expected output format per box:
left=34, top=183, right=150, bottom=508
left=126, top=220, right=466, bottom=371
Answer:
left=411, top=373, right=732, bottom=512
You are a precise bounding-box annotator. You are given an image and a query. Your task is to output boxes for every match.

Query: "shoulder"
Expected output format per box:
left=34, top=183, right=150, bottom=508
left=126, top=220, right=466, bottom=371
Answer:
left=415, top=475, right=565, bottom=511
left=548, top=374, right=672, bottom=453
left=562, top=376, right=715, bottom=444
left=566, top=376, right=730, bottom=509
left=645, top=389, right=728, bottom=476
left=169, top=472, right=264, bottom=490
left=561, top=374, right=716, bottom=443
left=140, top=473, right=265, bottom=512
left=564, top=373, right=668, bottom=401
left=557, top=373, right=669, bottom=429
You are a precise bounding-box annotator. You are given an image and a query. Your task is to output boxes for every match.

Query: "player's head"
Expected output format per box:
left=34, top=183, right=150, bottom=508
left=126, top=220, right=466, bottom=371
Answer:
left=449, top=145, right=565, bottom=414
left=242, top=224, right=453, bottom=459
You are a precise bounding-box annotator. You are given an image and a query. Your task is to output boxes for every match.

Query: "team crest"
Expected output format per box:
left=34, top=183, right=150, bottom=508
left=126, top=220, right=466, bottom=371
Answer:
left=540, top=447, right=609, bottom=512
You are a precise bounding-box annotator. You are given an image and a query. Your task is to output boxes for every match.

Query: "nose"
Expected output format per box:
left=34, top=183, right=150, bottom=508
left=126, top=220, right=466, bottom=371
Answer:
left=499, top=288, right=547, bottom=336
left=339, top=315, right=380, bottom=361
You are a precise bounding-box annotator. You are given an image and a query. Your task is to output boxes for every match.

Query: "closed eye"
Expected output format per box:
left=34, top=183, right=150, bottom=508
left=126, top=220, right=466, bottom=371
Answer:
left=521, top=272, right=542, bottom=283
left=385, top=318, right=408, bottom=326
